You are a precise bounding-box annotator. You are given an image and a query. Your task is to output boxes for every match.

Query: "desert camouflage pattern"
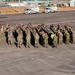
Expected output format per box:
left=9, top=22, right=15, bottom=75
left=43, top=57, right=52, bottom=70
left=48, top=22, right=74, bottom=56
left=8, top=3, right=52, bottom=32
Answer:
left=0, top=23, right=75, bottom=48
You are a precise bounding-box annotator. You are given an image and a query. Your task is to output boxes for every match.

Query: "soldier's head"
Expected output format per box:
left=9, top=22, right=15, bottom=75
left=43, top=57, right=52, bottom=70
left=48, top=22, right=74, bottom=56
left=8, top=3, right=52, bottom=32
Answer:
left=26, top=27, right=28, bottom=30
left=52, top=24, right=54, bottom=27
left=36, top=23, right=38, bottom=25
left=29, top=23, right=31, bottom=25
left=41, top=23, right=44, bottom=27
left=20, top=23, right=23, bottom=26
left=66, top=23, right=69, bottom=26
left=6, top=23, right=9, bottom=28
left=18, top=27, right=21, bottom=30
left=28, top=23, right=32, bottom=27
left=20, top=23, right=24, bottom=27
left=15, top=24, right=19, bottom=27
left=58, top=24, right=60, bottom=27
left=58, top=29, right=61, bottom=31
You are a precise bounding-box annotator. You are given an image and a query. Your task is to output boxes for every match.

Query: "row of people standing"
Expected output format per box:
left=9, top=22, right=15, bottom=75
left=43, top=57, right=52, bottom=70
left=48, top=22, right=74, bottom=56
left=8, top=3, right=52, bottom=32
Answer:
left=50, top=24, right=75, bottom=47
left=4, top=23, right=50, bottom=48
left=0, top=23, right=75, bottom=48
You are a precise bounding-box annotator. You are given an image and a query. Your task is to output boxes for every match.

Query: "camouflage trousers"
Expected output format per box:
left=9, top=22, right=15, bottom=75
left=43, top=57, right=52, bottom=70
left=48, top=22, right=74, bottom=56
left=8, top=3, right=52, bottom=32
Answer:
left=35, top=39, right=39, bottom=47
left=44, top=39, right=48, bottom=47
left=59, top=38, right=63, bottom=44
left=17, top=37, right=23, bottom=48
left=53, top=39, right=58, bottom=47
left=8, top=37, right=13, bottom=45
left=73, top=38, right=75, bottom=44
left=26, top=38, right=30, bottom=48
left=65, top=38, right=69, bottom=45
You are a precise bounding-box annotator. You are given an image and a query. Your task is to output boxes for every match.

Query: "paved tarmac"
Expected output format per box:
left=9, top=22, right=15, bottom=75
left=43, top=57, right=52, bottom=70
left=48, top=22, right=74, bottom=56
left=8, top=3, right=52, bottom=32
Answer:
left=0, top=11, right=75, bottom=75
left=0, top=11, right=75, bottom=28
left=0, top=42, right=75, bottom=75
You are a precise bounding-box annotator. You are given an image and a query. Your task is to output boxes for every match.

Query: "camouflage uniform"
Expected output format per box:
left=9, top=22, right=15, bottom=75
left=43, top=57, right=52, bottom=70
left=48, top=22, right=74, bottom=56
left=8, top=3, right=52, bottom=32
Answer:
left=34, top=31, right=39, bottom=48
left=7, top=29, right=13, bottom=45
left=25, top=28, right=31, bottom=48
left=17, top=28, right=23, bottom=48
left=72, top=30, right=75, bottom=44
left=57, top=30, right=63, bottom=45
left=65, top=31, right=70, bottom=45
left=0, top=25, right=4, bottom=45
left=53, top=34, right=58, bottom=48
left=42, top=32, right=48, bottom=48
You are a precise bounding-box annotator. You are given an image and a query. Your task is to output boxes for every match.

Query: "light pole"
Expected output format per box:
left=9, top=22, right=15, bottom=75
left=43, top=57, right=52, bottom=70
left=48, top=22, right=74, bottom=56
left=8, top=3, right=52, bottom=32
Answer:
left=18, top=0, right=20, bottom=13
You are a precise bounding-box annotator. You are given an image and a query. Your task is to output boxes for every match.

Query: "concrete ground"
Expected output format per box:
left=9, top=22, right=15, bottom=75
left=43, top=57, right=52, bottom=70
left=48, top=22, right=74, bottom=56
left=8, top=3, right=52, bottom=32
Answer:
left=0, top=42, right=75, bottom=75
left=0, top=11, right=75, bottom=75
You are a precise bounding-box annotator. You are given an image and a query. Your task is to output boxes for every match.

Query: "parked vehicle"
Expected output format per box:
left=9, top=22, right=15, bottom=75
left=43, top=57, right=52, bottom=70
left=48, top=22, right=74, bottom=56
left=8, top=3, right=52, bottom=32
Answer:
left=44, top=6, right=57, bottom=13
left=25, top=7, right=39, bottom=14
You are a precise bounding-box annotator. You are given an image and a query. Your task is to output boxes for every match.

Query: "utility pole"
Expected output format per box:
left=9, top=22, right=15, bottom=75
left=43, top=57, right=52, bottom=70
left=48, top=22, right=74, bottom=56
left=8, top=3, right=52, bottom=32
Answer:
left=18, top=0, right=20, bottom=13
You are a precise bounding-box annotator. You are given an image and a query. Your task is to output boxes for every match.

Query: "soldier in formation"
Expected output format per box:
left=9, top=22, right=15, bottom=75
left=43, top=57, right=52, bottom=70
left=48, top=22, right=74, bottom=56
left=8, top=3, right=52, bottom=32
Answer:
left=53, top=33, right=58, bottom=48
left=5, top=24, right=13, bottom=45
left=41, top=31, right=48, bottom=48
left=32, top=29, right=39, bottom=48
left=7, top=28, right=13, bottom=45
left=57, top=30, right=63, bottom=45
left=0, top=24, right=4, bottom=45
left=16, top=27, right=23, bottom=48
left=25, top=27, right=31, bottom=48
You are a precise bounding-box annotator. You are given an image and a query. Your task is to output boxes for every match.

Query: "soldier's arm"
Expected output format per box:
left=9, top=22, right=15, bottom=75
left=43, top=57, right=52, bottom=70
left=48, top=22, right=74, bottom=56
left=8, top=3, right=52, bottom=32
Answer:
left=29, top=28, right=33, bottom=33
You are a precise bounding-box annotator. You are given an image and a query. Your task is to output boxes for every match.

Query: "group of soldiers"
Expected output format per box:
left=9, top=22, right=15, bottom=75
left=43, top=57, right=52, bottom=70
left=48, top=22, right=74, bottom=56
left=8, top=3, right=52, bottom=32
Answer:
left=0, top=23, right=75, bottom=48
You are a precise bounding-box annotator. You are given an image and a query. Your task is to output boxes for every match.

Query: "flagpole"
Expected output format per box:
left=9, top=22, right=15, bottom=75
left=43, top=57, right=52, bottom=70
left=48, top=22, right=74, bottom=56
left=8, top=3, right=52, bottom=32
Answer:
left=18, top=0, right=20, bottom=13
